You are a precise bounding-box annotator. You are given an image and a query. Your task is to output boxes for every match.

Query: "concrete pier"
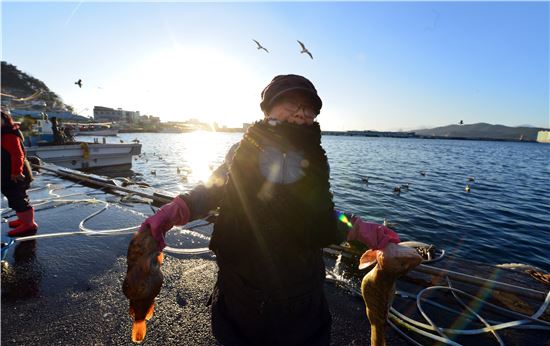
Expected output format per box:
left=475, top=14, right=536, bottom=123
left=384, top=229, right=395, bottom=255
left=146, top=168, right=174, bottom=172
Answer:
left=3, top=170, right=548, bottom=345
left=1, top=172, right=379, bottom=345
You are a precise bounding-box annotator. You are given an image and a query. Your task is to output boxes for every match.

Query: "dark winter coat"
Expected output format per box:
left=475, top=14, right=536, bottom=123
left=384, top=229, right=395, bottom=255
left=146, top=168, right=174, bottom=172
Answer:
left=181, top=120, right=344, bottom=345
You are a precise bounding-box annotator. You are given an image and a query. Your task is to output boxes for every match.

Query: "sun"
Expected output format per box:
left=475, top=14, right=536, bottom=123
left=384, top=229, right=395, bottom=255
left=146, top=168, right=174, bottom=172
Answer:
left=112, top=45, right=263, bottom=127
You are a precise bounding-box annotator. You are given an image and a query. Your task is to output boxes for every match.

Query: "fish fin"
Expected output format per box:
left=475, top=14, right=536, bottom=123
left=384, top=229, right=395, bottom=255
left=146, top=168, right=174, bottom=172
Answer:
left=145, top=303, right=155, bottom=321
left=157, top=252, right=164, bottom=265
left=129, top=305, right=135, bottom=318
left=359, top=249, right=379, bottom=270
left=131, top=320, right=147, bottom=343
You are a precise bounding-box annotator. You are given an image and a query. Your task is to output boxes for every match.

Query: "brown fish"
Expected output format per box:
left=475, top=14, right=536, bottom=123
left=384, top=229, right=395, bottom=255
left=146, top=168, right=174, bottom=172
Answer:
left=359, top=243, right=422, bottom=346
left=122, top=228, right=164, bottom=343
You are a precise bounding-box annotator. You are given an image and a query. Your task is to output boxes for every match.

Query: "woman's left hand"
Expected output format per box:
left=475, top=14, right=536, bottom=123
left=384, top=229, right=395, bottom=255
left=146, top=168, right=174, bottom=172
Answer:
left=347, top=217, right=400, bottom=250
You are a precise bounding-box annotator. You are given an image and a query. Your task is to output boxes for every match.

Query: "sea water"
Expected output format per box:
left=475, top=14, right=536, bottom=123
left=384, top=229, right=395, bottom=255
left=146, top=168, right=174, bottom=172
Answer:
left=81, top=132, right=550, bottom=271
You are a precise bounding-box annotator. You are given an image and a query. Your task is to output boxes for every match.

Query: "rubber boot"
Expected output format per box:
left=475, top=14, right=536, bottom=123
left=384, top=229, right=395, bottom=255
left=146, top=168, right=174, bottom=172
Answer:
left=8, top=209, right=38, bottom=237
left=8, top=219, right=23, bottom=228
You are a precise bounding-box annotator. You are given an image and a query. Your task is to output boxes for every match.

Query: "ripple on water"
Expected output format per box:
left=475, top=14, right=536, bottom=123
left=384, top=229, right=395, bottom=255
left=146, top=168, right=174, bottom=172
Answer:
left=106, top=133, right=550, bottom=271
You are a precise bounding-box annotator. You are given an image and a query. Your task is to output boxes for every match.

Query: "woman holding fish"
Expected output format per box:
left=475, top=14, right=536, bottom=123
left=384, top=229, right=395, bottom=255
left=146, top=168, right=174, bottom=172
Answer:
left=126, top=74, right=402, bottom=344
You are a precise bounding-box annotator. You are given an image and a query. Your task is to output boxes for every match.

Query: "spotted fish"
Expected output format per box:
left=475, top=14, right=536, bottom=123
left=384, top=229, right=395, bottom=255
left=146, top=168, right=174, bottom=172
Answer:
left=122, top=227, right=164, bottom=343
left=359, top=242, right=422, bottom=346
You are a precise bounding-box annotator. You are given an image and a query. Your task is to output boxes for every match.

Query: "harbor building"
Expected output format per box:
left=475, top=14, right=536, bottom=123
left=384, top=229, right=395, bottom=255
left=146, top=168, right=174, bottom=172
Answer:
left=93, top=106, right=140, bottom=123
left=537, top=130, right=550, bottom=143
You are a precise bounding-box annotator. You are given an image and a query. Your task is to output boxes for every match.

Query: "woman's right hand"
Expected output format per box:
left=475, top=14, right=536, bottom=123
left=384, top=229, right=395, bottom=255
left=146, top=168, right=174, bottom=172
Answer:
left=140, top=197, right=190, bottom=250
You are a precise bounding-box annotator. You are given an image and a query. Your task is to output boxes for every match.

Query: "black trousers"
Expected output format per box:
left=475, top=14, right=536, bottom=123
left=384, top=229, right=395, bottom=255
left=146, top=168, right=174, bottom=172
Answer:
left=1, top=179, right=31, bottom=213
left=211, top=273, right=332, bottom=346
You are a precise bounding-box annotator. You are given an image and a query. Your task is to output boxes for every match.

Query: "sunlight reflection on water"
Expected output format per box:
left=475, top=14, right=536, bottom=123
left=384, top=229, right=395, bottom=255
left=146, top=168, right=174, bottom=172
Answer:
left=78, top=132, right=550, bottom=270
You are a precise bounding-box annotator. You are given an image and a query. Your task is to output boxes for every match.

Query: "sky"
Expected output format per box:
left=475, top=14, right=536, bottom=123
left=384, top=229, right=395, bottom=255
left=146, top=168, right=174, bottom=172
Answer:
left=1, top=1, right=548, bottom=131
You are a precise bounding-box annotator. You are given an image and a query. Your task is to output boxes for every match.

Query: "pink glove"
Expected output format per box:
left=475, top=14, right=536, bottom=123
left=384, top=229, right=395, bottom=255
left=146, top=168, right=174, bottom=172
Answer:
left=140, top=197, right=190, bottom=251
left=347, top=216, right=400, bottom=250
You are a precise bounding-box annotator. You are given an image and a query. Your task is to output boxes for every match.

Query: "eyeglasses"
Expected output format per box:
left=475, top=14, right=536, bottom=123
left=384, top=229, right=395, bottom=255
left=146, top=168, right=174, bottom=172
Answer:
left=280, top=100, right=318, bottom=119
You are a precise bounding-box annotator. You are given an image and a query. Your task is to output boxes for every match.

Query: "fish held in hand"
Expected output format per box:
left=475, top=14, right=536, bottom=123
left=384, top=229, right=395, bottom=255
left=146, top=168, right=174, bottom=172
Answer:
left=360, top=242, right=422, bottom=346
left=122, top=228, right=164, bottom=343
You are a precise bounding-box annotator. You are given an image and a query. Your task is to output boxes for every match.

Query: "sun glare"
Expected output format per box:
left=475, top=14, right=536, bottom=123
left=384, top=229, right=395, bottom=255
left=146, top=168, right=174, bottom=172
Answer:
left=114, top=46, right=262, bottom=127
left=182, top=131, right=229, bottom=184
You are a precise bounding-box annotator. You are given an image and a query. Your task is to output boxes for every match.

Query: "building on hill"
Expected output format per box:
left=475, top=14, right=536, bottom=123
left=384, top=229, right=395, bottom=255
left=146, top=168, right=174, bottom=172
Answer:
left=93, top=106, right=140, bottom=123
left=138, top=114, right=160, bottom=124
left=537, top=130, right=550, bottom=143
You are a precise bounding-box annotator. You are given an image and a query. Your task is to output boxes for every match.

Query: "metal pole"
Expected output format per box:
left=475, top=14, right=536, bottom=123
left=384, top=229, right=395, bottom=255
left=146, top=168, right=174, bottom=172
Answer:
left=414, top=264, right=547, bottom=301
left=32, top=163, right=173, bottom=205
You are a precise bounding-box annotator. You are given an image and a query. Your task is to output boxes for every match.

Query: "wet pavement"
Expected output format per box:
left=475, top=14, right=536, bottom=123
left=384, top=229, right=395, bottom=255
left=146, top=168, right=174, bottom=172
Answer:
left=4, top=170, right=548, bottom=345
left=1, top=171, right=390, bottom=345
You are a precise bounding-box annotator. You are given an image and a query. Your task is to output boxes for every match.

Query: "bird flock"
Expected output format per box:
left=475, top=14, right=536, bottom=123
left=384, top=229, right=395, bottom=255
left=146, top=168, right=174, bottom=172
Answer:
left=359, top=172, right=477, bottom=231
left=252, top=39, right=314, bottom=59
left=361, top=172, right=476, bottom=195
left=73, top=39, right=314, bottom=89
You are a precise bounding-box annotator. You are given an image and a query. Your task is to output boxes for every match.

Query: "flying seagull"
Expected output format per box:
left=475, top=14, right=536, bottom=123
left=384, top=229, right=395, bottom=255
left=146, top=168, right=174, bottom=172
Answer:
left=75, top=79, right=82, bottom=88
left=252, top=39, right=269, bottom=53
left=297, top=40, right=313, bottom=59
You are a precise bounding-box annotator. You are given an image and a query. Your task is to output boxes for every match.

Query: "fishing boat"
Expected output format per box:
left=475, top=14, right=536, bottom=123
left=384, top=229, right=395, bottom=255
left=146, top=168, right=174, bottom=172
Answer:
left=71, top=122, right=119, bottom=136
left=25, top=142, right=141, bottom=171
left=24, top=119, right=140, bottom=171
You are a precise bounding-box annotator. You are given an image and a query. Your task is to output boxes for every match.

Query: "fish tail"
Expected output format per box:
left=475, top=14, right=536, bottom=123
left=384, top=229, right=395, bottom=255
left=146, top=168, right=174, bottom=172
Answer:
left=359, top=249, right=379, bottom=270
left=131, top=320, right=147, bottom=343
left=145, top=303, right=155, bottom=320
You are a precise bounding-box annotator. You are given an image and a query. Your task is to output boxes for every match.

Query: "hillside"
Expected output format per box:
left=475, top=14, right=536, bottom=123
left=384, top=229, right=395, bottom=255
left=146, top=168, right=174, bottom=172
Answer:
left=414, top=123, right=546, bottom=141
left=1, top=61, right=69, bottom=111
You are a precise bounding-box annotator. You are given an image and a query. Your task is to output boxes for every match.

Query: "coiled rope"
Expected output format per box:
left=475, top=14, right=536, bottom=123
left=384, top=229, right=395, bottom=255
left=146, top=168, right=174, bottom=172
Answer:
left=4, top=176, right=549, bottom=345
left=326, top=259, right=550, bottom=346
left=1, top=182, right=212, bottom=255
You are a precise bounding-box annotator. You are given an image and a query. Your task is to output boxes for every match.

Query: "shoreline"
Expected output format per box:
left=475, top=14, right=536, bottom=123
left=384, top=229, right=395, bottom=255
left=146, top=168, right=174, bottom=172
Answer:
left=117, top=129, right=546, bottom=143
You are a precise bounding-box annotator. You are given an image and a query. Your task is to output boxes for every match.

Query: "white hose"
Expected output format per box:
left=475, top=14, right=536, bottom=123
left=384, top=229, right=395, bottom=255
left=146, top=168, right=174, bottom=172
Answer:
left=9, top=176, right=550, bottom=345
left=389, top=312, right=463, bottom=345
left=415, top=286, right=550, bottom=333
left=387, top=318, right=424, bottom=346
left=7, top=176, right=212, bottom=251
left=163, top=222, right=212, bottom=255
left=163, top=246, right=210, bottom=255
left=446, top=277, right=504, bottom=345
left=9, top=192, right=213, bottom=255
left=323, top=266, right=550, bottom=345
left=78, top=201, right=138, bottom=235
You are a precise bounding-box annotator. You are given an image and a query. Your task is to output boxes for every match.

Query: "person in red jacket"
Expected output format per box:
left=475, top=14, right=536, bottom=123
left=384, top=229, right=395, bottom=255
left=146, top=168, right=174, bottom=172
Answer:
left=1, top=109, right=38, bottom=237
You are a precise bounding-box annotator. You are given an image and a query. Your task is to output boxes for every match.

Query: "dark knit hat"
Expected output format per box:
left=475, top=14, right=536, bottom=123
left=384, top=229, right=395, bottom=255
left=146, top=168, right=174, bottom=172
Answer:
left=260, top=74, right=322, bottom=114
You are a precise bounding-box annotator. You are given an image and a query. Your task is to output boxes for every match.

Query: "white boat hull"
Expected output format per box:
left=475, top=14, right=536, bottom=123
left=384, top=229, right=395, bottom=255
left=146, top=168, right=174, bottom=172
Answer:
left=74, top=129, right=119, bottom=136
left=25, top=142, right=141, bottom=171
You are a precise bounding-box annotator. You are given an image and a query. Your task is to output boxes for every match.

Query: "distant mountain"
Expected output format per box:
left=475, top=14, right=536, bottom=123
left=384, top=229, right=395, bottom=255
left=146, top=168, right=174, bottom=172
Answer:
left=414, top=123, right=547, bottom=142
left=1, top=61, right=70, bottom=111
